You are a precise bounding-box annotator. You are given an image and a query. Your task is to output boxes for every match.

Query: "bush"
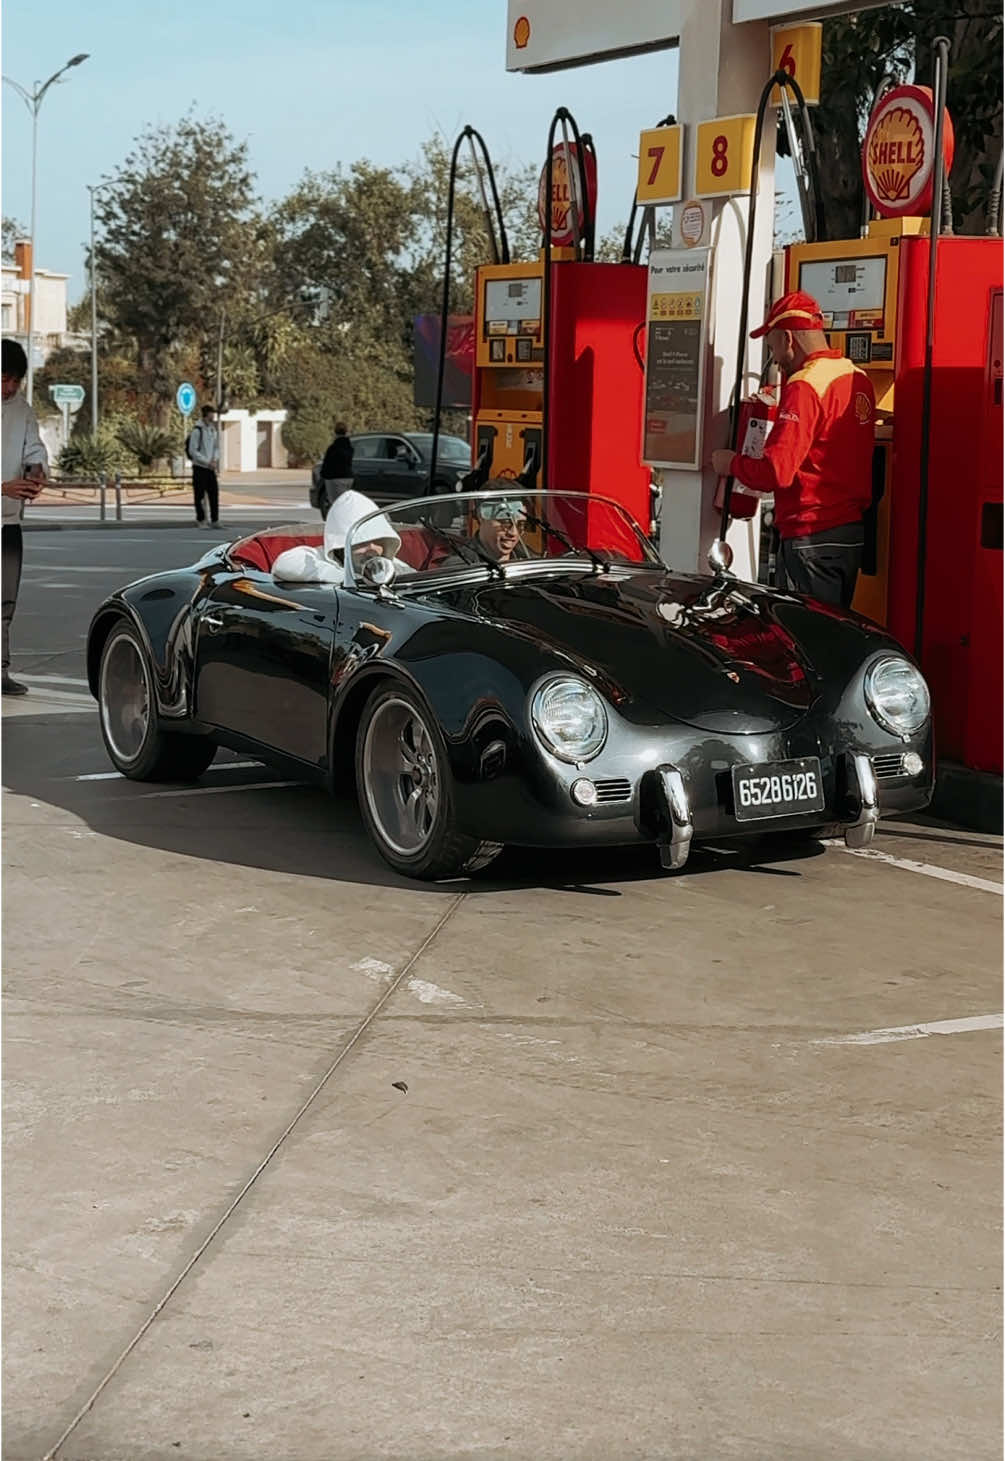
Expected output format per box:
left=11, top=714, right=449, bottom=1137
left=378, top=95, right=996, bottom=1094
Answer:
left=57, top=429, right=134, bottom=480
left=114, top=419, right=182, bottom=473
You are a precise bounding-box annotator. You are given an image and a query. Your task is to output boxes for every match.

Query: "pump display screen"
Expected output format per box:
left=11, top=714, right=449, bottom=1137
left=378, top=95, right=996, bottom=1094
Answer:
left=798, top=256, right=887, bottom=331
left=484, top=277, right=542, bottom=337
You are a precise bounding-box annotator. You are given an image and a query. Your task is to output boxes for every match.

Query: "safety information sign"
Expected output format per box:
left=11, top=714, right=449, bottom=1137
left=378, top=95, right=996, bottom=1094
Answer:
left=641, top=248, right=711, bottom=470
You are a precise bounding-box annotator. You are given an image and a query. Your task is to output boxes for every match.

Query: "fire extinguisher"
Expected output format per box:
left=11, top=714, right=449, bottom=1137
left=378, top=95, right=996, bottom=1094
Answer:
left=714, top=387, right=777, bottom=519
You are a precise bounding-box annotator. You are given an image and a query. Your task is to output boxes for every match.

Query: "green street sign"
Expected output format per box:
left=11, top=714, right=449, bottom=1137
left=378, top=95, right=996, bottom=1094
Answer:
left=49, top=383, right=86, bottom=409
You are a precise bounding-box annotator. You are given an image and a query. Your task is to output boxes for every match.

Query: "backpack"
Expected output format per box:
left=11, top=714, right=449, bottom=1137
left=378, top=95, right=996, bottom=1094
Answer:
left=185, top=428, right=197, bottom=462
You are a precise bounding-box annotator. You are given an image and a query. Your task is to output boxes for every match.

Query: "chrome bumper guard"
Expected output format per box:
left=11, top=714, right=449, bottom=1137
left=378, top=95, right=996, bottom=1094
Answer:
left=843, top=752, right=879, bottom=849
left=652, top=765, right=694, bottom=871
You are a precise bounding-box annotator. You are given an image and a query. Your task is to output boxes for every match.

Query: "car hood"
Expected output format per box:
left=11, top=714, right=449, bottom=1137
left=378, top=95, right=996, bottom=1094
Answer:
left=458, top=570, right=820, bottom=732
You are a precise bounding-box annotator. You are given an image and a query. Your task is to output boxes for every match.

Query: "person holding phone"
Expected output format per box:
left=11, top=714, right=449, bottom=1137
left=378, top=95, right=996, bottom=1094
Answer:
left=2, top=338, right=48, bottom=695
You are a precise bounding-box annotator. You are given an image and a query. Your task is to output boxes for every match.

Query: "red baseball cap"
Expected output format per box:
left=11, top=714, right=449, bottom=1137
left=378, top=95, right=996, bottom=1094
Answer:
left=750, top=289, right=826, bottom=339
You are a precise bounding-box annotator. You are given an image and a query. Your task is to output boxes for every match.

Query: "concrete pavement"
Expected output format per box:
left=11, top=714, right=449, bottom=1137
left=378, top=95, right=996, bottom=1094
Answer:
left=2, top=534, right=1001, bottom=1461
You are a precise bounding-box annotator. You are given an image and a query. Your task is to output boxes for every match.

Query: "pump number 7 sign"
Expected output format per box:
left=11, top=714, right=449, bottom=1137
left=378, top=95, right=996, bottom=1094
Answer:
left=636, top=125, right=683, bottom=206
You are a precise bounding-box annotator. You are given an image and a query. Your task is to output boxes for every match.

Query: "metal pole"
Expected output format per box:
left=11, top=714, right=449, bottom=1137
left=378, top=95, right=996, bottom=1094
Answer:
left=89, top=186, right=98, bottom=431
left=114, top=470, right=122, bottom=521
left=216, top=310, right=225, bottom=470
left=26, top=99, right=39, bottom=405
left=99, top=470, right=106, bottom=520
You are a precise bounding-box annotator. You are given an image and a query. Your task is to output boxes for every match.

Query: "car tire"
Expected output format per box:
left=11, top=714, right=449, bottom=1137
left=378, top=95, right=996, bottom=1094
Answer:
left=98, top=619, right=217, bottom=782
left=356, top=683, right=501, bottom=879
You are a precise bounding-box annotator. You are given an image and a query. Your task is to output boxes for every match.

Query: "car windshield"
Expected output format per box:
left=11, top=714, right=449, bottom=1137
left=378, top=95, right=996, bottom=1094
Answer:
left=343, top=490, right=661, bottom=588
left=409, top=433, right=471, bottom=463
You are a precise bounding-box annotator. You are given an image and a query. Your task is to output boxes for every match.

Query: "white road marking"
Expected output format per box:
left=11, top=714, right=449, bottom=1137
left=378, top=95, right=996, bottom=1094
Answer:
left=133, top=780, right=299, bottom=799
left=72, top=760, right=263, bottom=781
left=20, top=674, right=89, bottom=687
left=823, top=839, right=1003, bottom=896
left=406, top=978, right=464, bottom=1005
left=813, top=1013, right=1003, bottom=1046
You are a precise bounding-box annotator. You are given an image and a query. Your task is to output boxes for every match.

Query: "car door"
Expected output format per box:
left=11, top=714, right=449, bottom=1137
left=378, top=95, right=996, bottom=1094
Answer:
left=191, top=568, right=338, bottom=768
left=348, top=434, right=382, bottom=492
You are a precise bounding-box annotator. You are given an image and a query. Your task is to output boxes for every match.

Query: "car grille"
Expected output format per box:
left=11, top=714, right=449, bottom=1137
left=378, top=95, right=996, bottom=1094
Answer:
left=594, top=777, right=633, bottom=803
left=872, top=753, right=907, bottom=779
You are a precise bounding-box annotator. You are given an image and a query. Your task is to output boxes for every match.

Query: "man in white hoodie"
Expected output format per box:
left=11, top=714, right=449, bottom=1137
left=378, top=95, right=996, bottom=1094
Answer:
left=272, top=489, right=413, bottom=585
left=2, top=339, right=48, bottom=695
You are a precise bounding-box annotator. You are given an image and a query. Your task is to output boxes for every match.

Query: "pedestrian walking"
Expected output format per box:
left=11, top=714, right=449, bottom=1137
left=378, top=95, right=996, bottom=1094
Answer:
left=186, top=404, right=220, bottom=527
left=318, top=422, right=354, bottom=517
left=2, top=339, right=47, bottom=695
left=712, top=289, right=875, bottom=609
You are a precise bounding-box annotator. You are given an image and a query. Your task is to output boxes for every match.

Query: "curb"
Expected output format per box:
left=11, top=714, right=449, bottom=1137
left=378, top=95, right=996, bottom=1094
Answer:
left=931, top=761, right=1003, bottom=835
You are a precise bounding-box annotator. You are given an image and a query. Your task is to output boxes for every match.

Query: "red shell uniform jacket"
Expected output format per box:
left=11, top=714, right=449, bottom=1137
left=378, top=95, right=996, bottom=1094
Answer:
left=728, top=349, right=875, bottom=539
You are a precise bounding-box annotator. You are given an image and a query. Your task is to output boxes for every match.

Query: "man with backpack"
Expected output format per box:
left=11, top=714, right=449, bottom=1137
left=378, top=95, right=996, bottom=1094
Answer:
left=186, top=404, right=220, bottom=528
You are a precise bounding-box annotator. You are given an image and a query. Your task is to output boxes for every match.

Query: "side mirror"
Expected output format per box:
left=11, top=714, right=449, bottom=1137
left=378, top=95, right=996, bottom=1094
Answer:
left=360, top=555, right=397, bottom=589
left=707, top=540, right=734, bottom=575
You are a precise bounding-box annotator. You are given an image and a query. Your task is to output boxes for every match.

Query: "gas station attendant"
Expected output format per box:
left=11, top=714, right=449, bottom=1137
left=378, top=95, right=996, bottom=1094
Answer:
left=712, top=289, right=876, bottom=609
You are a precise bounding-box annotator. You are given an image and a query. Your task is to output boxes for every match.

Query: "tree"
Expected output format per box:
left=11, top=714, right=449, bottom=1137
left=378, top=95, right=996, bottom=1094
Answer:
left=800, top=2, right=1002, bottom=240
left=93, top=111, right=262, bottom=411
left=3, top=216, right=27, bottom=263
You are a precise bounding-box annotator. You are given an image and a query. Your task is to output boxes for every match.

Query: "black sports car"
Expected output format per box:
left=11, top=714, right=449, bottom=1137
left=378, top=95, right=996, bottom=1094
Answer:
left=87, top=490, right=934, bottom=879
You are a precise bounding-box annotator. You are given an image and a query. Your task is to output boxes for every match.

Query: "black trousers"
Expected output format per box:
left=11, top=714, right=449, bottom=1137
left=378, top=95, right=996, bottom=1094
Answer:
left=2, top=523, right=23, bottom=672
left=192, top=466, right=219, bottom=523
left=777, top=522, right=864, bottom=609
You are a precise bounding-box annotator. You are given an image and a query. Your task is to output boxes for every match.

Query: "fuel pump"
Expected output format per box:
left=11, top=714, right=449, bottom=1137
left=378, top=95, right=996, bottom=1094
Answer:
left=469, top=107, right=651, bottom=534
left=783, top=43, right=1002, bottom=775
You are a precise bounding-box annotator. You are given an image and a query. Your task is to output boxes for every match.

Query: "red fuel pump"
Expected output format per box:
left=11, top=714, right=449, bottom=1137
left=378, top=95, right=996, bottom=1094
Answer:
left=785, top=67, right=1003, bottom=777
left=469, top=108, right=651, bottom=538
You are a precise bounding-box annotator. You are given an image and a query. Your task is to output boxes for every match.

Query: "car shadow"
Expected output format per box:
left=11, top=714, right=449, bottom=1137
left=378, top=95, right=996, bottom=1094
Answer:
left=2, top=718, right=827, bottom=898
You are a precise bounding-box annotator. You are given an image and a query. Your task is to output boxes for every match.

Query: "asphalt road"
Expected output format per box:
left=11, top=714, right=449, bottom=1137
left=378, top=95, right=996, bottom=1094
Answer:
left=3, top=526, right=1002, bottom=1461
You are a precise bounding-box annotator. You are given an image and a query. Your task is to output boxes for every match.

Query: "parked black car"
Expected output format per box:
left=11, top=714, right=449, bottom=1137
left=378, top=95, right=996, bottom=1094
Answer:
left=87, top=488, right=934, bottom=881
left=310, top=431, right=471, bottom=515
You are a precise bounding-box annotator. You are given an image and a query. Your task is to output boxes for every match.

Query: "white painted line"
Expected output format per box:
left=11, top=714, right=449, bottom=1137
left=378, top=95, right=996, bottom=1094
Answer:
left=133, top=780, right=299, bottom=799
left=73, top=760, right=263, bottom=782
left=813, top=1013, right=1003, bottom=1046
left=22, top=674, right=90, bottom=686
left=823, top=839, right=1003, bottom=896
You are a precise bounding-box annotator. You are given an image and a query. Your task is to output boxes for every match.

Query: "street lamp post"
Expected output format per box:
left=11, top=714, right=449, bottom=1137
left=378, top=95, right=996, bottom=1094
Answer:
left=87, top=181, right=111, bottom=432
left=2, top=53, right=89, bottom=405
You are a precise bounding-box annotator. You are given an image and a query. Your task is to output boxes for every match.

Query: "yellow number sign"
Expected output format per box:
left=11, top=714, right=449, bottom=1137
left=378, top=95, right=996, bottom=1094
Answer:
left=770, top=22, right=822, bottom=108
left=694, top=115, right=757, bottom=198
left=636, top=124, right=683, bottom=206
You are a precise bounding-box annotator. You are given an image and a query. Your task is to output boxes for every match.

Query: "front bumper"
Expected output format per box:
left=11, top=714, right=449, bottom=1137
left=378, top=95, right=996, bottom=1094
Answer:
left=452, top=721, right=933, bottom=865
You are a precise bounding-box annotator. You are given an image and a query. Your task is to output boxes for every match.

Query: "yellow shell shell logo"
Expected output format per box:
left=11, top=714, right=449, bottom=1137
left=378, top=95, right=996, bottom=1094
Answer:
left=513, top=15, right=530, bottom=49
left=868, top=106, right=925, bottom=202
left=854, top=391, right=873, bottom=425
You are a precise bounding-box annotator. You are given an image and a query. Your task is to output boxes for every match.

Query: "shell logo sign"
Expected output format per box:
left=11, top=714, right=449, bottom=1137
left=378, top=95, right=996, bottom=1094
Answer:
left=513, top=14, right=530, bottom=49
left=862, top=84, right=955, bottom=219
left=537, top=143, right=598, bottom=248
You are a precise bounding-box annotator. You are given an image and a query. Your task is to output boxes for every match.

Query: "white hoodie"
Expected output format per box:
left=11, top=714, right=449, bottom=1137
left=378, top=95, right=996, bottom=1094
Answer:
left=272, top=489, right=410, bottom=584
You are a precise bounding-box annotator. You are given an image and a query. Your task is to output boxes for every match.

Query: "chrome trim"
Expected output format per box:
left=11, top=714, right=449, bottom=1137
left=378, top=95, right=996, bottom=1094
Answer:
left=844, top=751, right=880, bottom=849
left=658, top=766, right=694, bottom=871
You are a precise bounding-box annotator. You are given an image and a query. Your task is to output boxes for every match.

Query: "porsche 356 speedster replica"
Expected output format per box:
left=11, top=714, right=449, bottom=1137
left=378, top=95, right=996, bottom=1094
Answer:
left=87, top=489, right=934, bottom=879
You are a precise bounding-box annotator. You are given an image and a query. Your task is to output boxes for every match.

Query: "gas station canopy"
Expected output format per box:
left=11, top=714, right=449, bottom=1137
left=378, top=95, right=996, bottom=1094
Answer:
left=506, top=0, right=891, bottom=72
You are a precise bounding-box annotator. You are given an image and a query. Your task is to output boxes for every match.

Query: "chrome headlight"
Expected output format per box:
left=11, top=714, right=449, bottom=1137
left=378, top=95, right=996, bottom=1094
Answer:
left=864, top=655, right=931, bottom=736
left=531, top=676, right=608, bottom=762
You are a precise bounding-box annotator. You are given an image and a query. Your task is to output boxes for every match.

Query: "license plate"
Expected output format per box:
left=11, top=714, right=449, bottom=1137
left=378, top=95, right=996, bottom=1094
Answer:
left=732, top=757, right=825, bottom=822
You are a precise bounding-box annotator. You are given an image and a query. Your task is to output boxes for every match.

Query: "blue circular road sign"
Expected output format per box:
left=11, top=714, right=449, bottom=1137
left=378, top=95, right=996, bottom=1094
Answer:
left=176, top=381, right=197, bottom=416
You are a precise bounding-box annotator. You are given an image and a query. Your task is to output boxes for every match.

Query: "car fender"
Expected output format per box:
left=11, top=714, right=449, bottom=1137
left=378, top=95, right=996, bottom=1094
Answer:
left=87, top=574, right=205, bottom=721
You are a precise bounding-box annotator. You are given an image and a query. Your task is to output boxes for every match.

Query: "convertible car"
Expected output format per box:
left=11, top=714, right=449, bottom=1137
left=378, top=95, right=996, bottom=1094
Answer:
left=87, top=490, right=934, bottom=879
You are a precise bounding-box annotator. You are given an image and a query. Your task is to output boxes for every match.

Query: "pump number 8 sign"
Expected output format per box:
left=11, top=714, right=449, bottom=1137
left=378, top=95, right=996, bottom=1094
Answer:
left=694, top=115, right=758, bottom=198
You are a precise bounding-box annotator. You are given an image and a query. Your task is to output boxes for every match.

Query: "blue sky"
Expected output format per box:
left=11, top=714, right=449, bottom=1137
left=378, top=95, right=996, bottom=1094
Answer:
left=2, top=0, right=683, bottom=303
